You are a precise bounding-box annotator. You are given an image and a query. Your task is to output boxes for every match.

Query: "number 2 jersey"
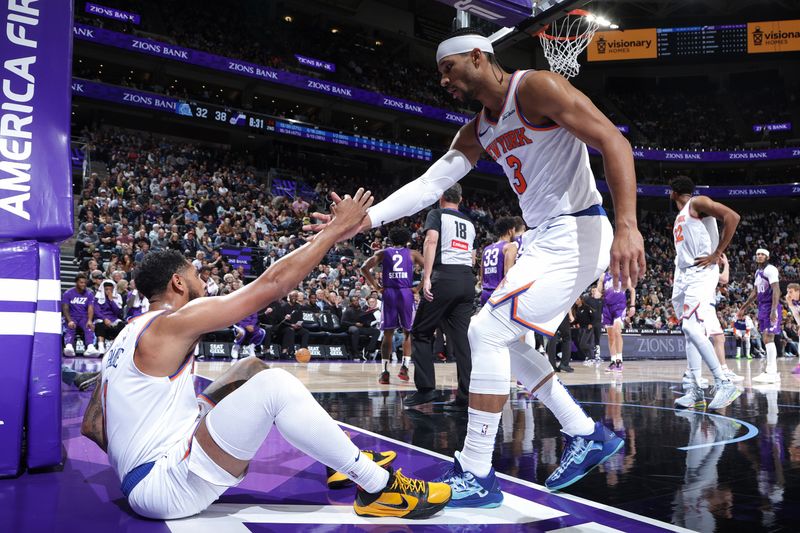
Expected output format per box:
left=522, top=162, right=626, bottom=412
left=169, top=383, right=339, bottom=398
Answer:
left=381, top=246, right=413, bottom=289
left=473, top=69, right=602, bottom=230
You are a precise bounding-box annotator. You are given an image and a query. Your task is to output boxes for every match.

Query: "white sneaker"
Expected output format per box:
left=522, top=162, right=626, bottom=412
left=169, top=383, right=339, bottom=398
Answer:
left=723, top=369, right=744, bottom=382
left=231, top=344, right=240, bottom=360
left=752, top=372, right=780, bottom=384
left=84, top=344, right=100, bottom=357
left=708, top=380, right=742, bottom=410
left=246, top=345, right=255, bottom=358
left=97, top=341, right=105, bottom=353
left=63, top=343, right=75, bottom=357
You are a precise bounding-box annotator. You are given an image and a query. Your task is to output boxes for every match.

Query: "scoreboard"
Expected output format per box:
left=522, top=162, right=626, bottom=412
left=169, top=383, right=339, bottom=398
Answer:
left=181, top=102, right=432, bottom=161
left=656, top=24, right=747, bottom=58
left=588, top=18, right=800, bottom=62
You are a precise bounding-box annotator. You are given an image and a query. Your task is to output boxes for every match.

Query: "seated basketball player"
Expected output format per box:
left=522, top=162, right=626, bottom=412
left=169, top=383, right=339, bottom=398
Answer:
left=80, top=189, right=451, bottom=520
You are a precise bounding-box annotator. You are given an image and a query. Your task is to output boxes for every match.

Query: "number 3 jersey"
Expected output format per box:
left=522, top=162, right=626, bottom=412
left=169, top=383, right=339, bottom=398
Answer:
left=381, top=246, right=413, bottom=289
left=473, top=69, right=601, bottom=230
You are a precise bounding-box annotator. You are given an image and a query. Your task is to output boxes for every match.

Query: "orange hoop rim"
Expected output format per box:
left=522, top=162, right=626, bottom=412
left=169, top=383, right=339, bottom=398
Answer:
left=536, top=9, right=598, bottom=42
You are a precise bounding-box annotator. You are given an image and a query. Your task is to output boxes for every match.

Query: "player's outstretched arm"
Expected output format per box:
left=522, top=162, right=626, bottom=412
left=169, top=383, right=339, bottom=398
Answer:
left=690, top=196, right=741, bottom=268
left=304, top=121, right=482, bottom=235
left=163, top=190, right=373, bottom=345
left=517, top=71, right=644, bottom=288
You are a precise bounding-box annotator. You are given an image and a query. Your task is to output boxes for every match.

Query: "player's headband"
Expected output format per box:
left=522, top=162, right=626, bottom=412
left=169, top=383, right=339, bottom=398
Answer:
left=756, top=248, right=770, bottom=258
left=436, top=34, right=494, bottom=63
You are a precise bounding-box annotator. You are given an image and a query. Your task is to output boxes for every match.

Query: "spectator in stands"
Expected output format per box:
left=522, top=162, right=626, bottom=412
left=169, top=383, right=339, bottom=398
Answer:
left=274, top=290, right=310, bottom=358
left=93, top=280, right=125, bottom=353
left=342, top=296, right=380, bottom=360
left=200, top=266, right=219, bottom=296
left=75, top=222, right=99, bottom=260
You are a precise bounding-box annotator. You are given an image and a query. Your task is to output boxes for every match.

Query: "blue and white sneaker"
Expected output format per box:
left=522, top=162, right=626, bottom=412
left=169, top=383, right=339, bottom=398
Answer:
left=545, top=422, right=624, bottom=491
left=434, top=451, right=503, bottom=508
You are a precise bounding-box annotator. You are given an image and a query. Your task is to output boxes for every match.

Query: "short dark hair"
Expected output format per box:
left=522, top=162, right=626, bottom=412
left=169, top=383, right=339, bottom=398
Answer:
left=513, top=216, right=526, bottom=232
left=200, top=266, right=211, bottom=274
left=442, top=183, right=462, bottom=204
left=74, top=273, right=87, bottom=284
left=669, top=176, right=695, bottom=196
left=389, top=228, right=411, bottom=246
left=134, top=250, right=191, bottom=300
left=494, top=216, right=516, bottom=237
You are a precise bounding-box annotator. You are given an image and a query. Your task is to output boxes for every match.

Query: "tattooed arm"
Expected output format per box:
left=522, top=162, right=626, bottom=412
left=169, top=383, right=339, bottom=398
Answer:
left=81, top=374, right=107, bottom=452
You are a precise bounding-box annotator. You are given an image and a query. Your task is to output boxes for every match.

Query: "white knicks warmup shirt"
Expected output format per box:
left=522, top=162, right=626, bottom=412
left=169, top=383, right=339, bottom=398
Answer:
left=474, top=70, right=602, bottom=229
left=101, top=310, right=199, bottom=481
left=673, top=198, right=720, bottom=270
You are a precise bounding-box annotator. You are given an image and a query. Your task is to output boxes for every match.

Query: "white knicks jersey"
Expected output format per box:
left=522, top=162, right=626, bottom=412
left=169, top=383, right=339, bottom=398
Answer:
left=101, top=310, right=199, bottom=481
left=474, top=70, right=602, bottom=229
left=673, top=198, right=719, bottom=270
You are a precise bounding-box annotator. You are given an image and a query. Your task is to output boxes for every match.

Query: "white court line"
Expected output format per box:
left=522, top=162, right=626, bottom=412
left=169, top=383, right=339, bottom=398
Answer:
left=194, top=373, right=691, bottom=532
left=166, top=493, right=567, bottom=531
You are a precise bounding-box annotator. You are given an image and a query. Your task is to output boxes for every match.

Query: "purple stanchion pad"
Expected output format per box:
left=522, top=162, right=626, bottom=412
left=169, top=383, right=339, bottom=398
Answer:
left=27, top=243, right=63, bottom=469
left=0, top=1, right=74, bottom=241
left=0, top=241, right=39, bottom=477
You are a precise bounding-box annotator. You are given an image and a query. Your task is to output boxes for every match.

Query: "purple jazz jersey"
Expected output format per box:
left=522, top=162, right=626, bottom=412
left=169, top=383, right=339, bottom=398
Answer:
left=62, top=288, right=94, bottom=319
left=755, top=268, right=782, bottom=333
left=381, top=287, right=414, bottom=331
left=602, top=272, right=627, bottom=326
left=481, top=241, right=506, bottom=294
left=382, top=247, right=413, bottom=289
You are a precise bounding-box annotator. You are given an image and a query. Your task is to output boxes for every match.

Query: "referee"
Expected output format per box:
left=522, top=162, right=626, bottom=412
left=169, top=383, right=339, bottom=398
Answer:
left=404, top=184, right=475, bottom=411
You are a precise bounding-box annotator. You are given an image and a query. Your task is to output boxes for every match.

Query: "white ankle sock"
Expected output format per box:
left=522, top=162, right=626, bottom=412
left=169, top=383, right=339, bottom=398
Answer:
left=766, top=342, right=777, bottom=374
left=458, top=408, right=501, bottom=478
left=536, top=377, right=595, bottom=436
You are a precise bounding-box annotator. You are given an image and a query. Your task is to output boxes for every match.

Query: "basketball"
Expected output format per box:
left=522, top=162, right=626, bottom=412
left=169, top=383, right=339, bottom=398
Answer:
left=295, top=348, right=312, bottom=363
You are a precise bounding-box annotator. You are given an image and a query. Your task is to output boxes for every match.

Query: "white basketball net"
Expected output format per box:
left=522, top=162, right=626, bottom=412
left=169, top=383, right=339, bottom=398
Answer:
left=538, top=10, right=600, bottom=79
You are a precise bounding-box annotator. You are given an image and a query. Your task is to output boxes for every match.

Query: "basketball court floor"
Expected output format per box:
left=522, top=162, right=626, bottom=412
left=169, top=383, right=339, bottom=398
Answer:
left=3, top=357, right=799, bottom=532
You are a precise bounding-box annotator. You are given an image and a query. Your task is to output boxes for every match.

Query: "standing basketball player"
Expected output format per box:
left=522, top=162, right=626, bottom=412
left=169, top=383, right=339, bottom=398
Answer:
left=479, top=217, right=524, bottom=306
left=361, top=228, right=424, bottom=384
left=596, top=271, right=634, bottom=373
left=80, top=190, right=451, bottom=520
left=737, top=248, right=783, bottom=383
left=669, top=177, right=742, bottom=410
left=307, top=30, right=645, bottom=500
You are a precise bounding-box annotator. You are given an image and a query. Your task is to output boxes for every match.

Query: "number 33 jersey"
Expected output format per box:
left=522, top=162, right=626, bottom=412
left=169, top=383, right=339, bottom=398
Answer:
left=474, top=69, right=601, bottom=230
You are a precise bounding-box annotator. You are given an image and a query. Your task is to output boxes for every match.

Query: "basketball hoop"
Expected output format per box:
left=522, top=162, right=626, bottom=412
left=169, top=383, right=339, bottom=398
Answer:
left=536, top=9, right=599, bottom=79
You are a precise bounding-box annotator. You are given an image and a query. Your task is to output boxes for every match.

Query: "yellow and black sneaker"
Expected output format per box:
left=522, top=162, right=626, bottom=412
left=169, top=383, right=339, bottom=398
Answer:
left=353, top=467, right=451, bottom=519
left=327, top=450, right=398, bottom=489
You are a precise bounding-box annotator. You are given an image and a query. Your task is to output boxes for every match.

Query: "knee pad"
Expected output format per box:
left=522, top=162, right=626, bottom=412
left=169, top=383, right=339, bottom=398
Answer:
left=681, top=315, right=706, bottom=344
left=468, top=310, right=512, bottom=395
left=509, top=341, right=554, bottom=393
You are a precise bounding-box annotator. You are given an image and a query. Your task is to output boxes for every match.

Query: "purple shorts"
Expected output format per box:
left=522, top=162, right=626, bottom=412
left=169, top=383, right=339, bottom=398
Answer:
left=757, top=303, right=782, bottom=335
left=381, top=288, right=414, bottom=331
left=602, top=301, right=626, bottom=326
